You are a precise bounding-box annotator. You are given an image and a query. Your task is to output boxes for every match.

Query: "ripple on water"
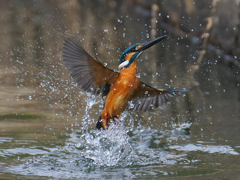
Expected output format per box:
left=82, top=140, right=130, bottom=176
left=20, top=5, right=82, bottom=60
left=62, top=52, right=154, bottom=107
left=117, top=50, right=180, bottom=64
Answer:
left=3, top=124, right=185, bottom=179
left=3, top=123, right=240, bottom=179
left=3, top=99, right=239, bottom=179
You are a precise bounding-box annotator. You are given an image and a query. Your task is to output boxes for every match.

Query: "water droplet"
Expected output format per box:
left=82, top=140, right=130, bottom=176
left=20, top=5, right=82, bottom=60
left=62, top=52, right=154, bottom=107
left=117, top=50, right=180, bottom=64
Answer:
left=135, top=74, right=140, bottom=78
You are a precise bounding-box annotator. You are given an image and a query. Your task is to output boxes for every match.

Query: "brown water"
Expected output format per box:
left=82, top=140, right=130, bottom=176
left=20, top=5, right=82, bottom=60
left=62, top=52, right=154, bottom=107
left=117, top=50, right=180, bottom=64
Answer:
left=0, top=1, right=240, bottom=179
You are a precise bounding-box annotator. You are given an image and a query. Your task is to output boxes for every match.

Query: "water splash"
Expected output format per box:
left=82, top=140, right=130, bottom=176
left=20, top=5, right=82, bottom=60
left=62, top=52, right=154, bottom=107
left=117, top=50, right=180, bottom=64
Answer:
left=75, top=96, right=134, bottom=166
left=76, top=124, right=133, bottom=167
left=81, top=95, right=100, bottom=134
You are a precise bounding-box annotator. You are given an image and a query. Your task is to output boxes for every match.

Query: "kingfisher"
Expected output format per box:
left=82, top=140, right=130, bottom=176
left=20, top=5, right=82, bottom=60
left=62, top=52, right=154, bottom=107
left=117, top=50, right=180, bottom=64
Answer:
left=63, top=35, right=190, bottom=130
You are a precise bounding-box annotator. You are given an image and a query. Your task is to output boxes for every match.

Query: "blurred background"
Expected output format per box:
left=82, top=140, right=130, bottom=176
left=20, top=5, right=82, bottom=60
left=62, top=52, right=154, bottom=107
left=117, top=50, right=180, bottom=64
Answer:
left=0, top=0, right=240, bottom=179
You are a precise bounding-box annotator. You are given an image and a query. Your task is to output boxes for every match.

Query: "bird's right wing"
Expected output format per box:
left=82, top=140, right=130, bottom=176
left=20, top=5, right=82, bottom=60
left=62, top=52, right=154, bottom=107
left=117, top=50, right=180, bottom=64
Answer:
left=63, top=39, right=119, bottom=96
left=126, top=82, right=192, bottom=112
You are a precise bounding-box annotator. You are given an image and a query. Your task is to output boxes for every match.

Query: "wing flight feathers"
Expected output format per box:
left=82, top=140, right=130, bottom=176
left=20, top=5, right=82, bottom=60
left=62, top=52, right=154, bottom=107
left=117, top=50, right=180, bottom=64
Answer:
left=63, top=39, right=119, bottom=96
left=127, top=82, right=191, bottom=111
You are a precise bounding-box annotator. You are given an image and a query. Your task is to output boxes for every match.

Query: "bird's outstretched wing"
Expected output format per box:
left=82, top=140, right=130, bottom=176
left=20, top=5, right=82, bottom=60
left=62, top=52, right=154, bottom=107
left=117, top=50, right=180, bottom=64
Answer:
left=127, top=82, right=192, bottom=112
left=62, top=39, right=119, bottom=96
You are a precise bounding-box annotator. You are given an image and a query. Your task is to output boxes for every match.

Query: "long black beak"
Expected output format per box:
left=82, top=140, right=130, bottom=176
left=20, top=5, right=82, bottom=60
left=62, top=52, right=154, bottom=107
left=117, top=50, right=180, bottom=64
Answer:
left=137, top=35, right=168, bottom=52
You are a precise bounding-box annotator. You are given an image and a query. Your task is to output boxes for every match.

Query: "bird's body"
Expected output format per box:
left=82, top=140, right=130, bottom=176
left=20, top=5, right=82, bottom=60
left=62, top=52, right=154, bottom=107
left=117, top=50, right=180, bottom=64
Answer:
left=62, top=36, right=191, bottom=130
left=100, top=61, right=139, bottom=129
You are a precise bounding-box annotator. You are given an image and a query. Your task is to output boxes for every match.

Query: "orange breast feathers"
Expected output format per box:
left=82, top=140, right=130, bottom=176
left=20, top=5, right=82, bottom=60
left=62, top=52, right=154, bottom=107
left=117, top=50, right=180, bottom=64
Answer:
left=103, top=61, right=140, bottom=118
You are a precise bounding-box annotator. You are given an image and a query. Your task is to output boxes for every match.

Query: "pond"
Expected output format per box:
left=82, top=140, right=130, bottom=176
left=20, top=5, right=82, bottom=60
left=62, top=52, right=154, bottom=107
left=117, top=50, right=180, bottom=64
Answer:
left=0, top=1, right=240, bottom=179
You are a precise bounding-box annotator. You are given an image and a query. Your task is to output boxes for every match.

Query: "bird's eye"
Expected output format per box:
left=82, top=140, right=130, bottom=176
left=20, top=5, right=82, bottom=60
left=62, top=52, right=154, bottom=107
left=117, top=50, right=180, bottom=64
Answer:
left=131, top=48, right=136, bottom=52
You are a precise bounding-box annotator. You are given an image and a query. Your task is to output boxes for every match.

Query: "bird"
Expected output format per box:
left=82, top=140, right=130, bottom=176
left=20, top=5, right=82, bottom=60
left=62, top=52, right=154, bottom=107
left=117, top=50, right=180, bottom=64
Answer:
left=62, top=35, right=191, bottom=130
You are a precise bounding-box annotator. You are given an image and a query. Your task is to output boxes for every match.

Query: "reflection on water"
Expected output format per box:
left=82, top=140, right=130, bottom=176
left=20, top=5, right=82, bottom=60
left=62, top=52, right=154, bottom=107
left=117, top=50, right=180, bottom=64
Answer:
left=1, top=0, right=240, bottom=179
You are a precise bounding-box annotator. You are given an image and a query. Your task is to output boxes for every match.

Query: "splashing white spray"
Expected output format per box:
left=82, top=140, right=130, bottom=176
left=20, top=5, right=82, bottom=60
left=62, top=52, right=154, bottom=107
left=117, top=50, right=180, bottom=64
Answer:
left=77, top=96, right=134, bottom=166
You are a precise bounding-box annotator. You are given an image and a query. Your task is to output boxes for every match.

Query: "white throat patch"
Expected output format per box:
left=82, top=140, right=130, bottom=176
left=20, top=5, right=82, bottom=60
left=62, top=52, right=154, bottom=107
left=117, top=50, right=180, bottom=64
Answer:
left=118, top=60, right=129, bottom=69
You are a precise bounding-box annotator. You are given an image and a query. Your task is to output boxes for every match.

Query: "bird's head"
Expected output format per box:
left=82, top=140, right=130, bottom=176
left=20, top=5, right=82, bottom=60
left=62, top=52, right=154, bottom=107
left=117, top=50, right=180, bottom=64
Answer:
left=118, top=35, right=168, bottom=69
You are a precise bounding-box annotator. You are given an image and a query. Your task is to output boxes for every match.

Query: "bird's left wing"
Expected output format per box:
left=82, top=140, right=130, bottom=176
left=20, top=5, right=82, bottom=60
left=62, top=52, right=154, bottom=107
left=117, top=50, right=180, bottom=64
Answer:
left=126, top=82, right=191, bottom=112
left=63, top=39, right=119, bottom=96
